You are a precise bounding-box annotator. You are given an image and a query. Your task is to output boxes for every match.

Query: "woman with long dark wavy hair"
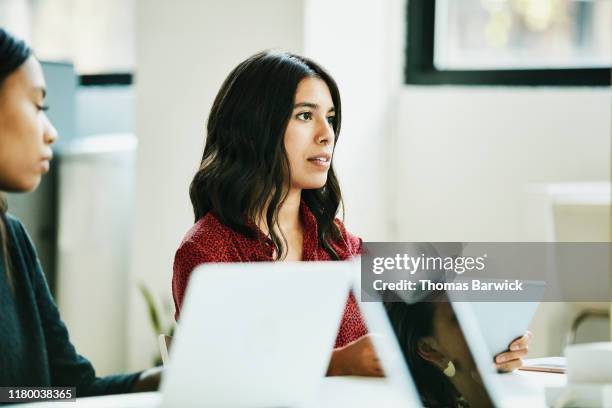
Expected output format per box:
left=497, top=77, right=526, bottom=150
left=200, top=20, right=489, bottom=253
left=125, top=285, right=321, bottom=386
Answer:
left=0, top=28, right=160, bottom=394
left=172, top=50, right=382, bottom=376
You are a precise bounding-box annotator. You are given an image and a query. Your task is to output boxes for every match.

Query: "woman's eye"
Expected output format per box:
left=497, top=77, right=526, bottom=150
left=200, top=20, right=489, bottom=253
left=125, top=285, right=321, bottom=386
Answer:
left=296, top=111, right=312, bottom=121
left=326, top=116, right=335, bottom=126
left=36, top=104, right=50, bottom=112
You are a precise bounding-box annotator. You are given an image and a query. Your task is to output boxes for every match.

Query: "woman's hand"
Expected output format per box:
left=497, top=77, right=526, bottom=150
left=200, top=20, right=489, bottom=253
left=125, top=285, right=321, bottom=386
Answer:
left=327, top=334, right=384, bottom=377
left=132, top=366, right=163, bottom=392
left=495, top=331, right=532, bottom=372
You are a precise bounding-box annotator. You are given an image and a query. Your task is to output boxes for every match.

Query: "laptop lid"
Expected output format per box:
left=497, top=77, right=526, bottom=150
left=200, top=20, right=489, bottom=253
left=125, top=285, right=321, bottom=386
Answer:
left=389, top=293, right=538, bottom=407
left=352, top=265, right=424, bottom=406
left=357, top=302, right=426, bottom=407
left=366, top=288, right=500, bottom=407
left=451, top=299, right=542, bottom=407
left=161, top=261, right=354, bottom=408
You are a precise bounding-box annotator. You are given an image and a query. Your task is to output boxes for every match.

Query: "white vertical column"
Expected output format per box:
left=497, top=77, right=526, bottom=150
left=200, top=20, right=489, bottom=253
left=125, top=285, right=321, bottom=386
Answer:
left=303, top=0, right=403, bottom=241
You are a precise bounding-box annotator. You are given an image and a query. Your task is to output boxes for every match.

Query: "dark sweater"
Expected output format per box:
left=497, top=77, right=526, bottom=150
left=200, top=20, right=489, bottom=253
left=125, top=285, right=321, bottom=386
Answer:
left=0, top=214, right=140, bottom=397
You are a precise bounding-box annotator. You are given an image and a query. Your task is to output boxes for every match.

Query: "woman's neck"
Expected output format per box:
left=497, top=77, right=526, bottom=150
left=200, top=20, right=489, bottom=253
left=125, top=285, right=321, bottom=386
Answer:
left=277, top=188, right=302, bottom=232
left=449, top=371, right=492, bottom=407
left=257, top=188, right=302, bottom=237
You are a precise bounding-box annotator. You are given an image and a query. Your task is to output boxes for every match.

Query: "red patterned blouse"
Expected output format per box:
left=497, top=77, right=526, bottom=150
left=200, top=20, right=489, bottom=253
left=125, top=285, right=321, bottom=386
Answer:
left=172, top=200, right=368, bottom=348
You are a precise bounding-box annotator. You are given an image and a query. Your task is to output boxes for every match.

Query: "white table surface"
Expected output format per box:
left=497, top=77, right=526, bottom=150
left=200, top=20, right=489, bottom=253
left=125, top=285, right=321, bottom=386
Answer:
left=11, top=371, right=566, bottom=408
left=497, top=369, right=567, bottom=407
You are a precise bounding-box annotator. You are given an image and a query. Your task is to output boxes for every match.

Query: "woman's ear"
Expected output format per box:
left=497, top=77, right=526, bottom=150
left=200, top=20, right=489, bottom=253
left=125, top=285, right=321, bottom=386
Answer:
left=417, top=338, right=447, bottom=369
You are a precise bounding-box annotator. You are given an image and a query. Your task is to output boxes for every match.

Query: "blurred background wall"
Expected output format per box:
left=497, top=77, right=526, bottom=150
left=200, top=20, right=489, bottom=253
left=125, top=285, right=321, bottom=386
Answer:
left=1, top=0, right=610, bottom=373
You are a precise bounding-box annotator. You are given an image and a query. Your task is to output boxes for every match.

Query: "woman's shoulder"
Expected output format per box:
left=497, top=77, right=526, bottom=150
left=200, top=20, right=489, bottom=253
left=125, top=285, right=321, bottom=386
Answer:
left=181, top=212, right=234, bottom=244
left=3, top=213, right=41, bottom=280
left=4, top=213, right=33, bottom=252
left=333, top=218, right=363, bottom=257
left=5, top=213, right=25, bottom=233
left=175, top=212, right=243, bottom=262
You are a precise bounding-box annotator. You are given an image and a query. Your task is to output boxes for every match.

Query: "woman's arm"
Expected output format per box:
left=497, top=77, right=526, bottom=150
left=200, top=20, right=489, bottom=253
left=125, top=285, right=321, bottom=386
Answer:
left=132, top=367, right=162, bottom=392
left=327, top=335, right=384, bottom=377
left=172, top=239, right=214, bottom=319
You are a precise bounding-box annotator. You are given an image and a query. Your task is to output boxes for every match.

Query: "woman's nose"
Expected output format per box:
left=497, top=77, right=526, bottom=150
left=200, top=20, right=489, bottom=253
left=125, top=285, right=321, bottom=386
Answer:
left=316, top=119, right=334, bottom=145
left=43, top=115, right=58, bottom=145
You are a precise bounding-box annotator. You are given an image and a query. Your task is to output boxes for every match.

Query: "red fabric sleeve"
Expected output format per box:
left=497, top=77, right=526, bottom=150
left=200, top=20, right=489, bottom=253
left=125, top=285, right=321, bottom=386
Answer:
left=334, top=292, right=369, bottom=348
left=331, top=219, right=368, bottom=347
left=172, top=240, right=210, bottom=321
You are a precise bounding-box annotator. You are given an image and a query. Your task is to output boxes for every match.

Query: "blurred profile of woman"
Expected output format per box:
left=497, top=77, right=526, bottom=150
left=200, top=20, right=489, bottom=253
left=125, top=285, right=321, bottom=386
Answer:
left=385, top=293, right=531, bottom=407
left=172, top=50, right=382, bottom=376
left=0, top=28, right=160, bottom=395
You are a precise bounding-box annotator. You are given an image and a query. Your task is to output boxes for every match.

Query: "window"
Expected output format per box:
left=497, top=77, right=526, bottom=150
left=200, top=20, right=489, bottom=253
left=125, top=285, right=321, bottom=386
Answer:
left=406, top=0, right=612, bottom=85
left=0, top=0, right=134, bottom=85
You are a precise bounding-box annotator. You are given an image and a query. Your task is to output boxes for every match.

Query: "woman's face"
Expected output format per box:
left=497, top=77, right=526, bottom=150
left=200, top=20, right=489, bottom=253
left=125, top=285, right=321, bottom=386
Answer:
left=0, top=56, right=57, bottom=192
left=283, top=76, right=336, bottom=190
left=432, top=302, right=477, bottom=373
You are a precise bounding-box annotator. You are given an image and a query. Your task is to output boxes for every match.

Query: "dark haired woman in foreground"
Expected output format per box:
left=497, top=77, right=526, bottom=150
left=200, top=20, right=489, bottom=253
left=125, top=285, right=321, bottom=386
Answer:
left=0, top=28, right=160, bottom=394
left=173, top=51, right=382, bottom=376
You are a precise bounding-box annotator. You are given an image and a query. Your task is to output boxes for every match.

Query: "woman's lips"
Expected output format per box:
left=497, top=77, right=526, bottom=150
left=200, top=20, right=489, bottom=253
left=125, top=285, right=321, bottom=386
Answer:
left=41, top=160, right=50, bottom=172
left=307, top=156, right=331, bottom=169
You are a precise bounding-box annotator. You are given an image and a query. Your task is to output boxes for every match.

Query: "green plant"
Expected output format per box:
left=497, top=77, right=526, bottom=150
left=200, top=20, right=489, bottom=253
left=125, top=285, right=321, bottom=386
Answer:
left=139, top=283, right=175, bottom=366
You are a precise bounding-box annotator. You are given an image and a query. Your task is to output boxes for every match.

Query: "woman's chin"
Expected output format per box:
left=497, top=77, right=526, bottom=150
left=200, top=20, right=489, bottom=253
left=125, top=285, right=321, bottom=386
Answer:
left=300, top=183, right=326, bottom=191
left=295, top=178, right=328, bottom=190
left=4, top=176, right=42, bottom=193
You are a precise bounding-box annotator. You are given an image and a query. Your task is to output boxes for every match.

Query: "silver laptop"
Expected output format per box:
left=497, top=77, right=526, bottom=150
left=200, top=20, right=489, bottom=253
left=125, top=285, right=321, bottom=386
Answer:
left=361, top=283, right=543, bottom=408
left=160, top=261, right=354, bottom=408
left=356, top=302, right=425, bottom=407
left=451, top=300, right=547, bottom=407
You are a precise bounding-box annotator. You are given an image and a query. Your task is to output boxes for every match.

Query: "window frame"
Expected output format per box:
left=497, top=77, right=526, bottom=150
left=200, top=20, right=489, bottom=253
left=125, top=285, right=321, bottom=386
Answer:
left=79, top=73, right=133, bottom=86
left=405, top=0, right=611, bottom=86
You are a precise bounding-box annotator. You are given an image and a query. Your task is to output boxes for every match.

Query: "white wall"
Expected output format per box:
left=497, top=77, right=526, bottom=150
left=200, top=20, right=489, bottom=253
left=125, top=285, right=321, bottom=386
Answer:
left=394, top=87, right=611, bottom=242
left=56, top=140, right=136, bottom=375
left=0, top=0, right=31, bottom=41
left=303, top=0, right=403, bottom=241
left=129, top=0, right=306, bottom=370
left=0, top=0, right=135, bottom=74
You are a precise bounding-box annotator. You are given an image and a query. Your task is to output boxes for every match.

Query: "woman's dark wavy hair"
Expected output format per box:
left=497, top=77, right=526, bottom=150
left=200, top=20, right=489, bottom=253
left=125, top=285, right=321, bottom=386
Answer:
left=384, top=294, right=460, bottom=408
left=0, top=28, right=32, bottom=291
left=190, top=50, right=344, bottom=260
